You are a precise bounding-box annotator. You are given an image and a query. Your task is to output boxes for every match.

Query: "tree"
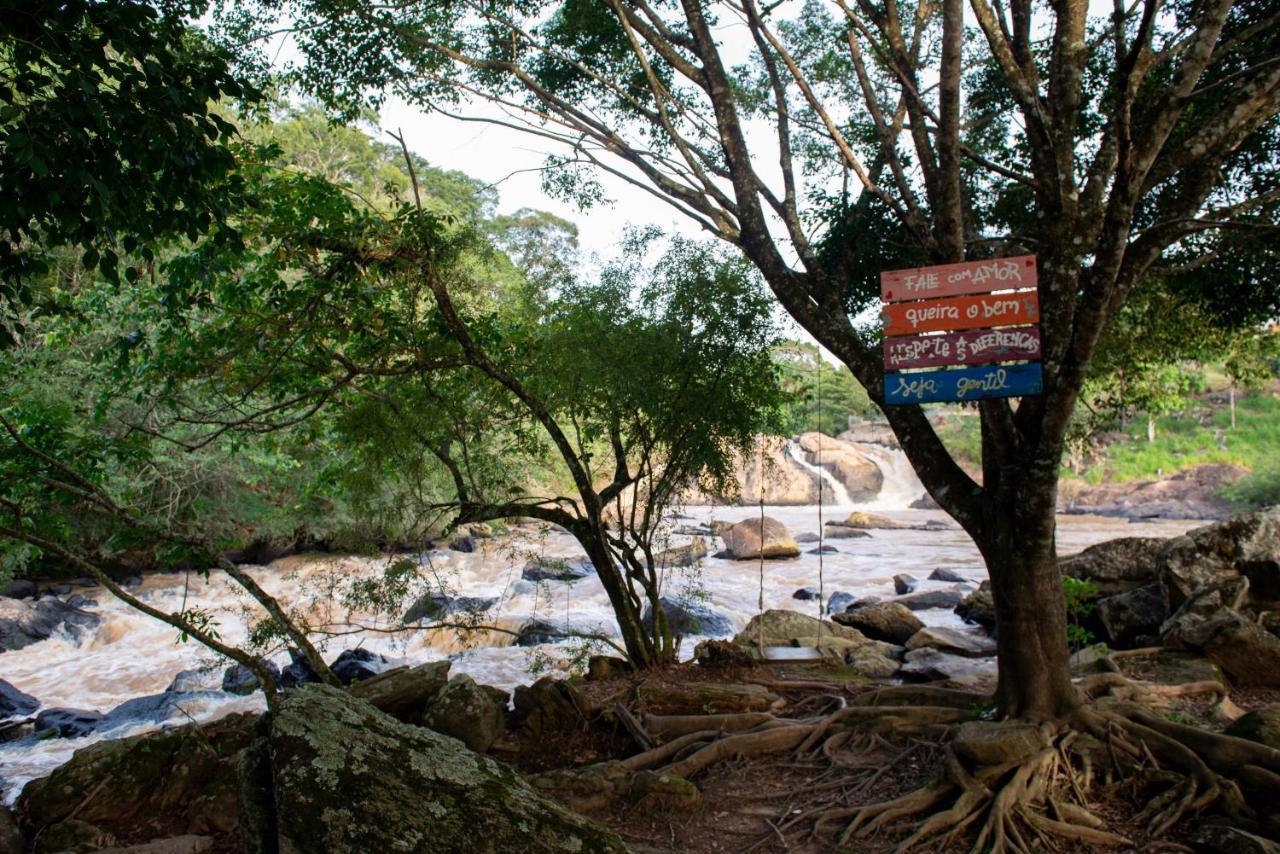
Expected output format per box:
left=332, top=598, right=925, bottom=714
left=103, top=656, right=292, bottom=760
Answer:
left=218, top=0, right=1280, bottom=841
left=1, top=0, right=258, bottom=299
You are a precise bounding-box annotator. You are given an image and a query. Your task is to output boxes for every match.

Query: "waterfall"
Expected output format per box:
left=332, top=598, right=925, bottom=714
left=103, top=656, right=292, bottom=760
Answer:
left=783, top=441, right=854, bottom=507
left=844, top=441, right=926, bottom=510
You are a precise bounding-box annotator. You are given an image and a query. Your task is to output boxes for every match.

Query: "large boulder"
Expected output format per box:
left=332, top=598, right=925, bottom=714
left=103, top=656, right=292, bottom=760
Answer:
left=685, top=435, right=817, bottom=505
left=328, top=648, right=390, bottom=686
left=895, top=589, right=966, bottom=611
left=643, top=596, right=735, bottom=637
left=836, top=512, right=905, bottom=530
left=34, top=708, right=103, bottom=739
left=0, top=595, right=100, bottom=651
left=900, top=648, right=998, bottom=687
left=1096, top=584, right=1166, bottom=648
left=734, top=609, right=866, bottom=647
left=512, top=676, right=587, bottom=738
left=404, top=593, right=500, bottom=624
left=1059, top=463, right=1246, bottom=520
left=245, top=684, right=623, bottom=852
left=349, top=660, right=452, bottom=724
left=1161, top=508, right=1280, bottom=610
left=0, top=679, right=38, bottom=719
left=98, top=691, right=224, bottom=734
left=831, top=602, right=923, bottom=644
left=18, top=713, right=256, bottom=842
left=1059, top=537, right=1167, bottom=595
left=721, top=517, right=800, bottom=560
left=420, top=674, right=508, bottom=753
left=797, top=433, right=884, bottom=502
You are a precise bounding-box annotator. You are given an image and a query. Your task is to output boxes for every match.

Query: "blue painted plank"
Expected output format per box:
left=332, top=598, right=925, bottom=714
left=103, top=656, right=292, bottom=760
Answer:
left=884, top=363, right=1043, bottom=405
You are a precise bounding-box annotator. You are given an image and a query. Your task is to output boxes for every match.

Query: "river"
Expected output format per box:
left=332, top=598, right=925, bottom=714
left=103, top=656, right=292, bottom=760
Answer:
left=0, top=451, right=1202, bottom=803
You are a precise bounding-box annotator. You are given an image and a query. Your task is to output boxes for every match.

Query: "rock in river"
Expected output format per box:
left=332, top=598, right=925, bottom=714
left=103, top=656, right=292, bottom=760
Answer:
left=720, top=517, right=800, bottom=560
left=832, top=603, right=923, bottom=645
left=644, top=596, right=735, bottom=637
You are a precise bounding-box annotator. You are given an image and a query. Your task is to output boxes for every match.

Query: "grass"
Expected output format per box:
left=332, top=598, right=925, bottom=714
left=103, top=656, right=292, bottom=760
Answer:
left=929, top=392, right=1280, bottom=509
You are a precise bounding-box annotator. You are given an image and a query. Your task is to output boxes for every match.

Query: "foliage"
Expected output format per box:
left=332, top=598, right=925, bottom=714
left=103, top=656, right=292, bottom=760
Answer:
left=1062, top=577, right=1100, bottom=653
left=774, top=341, right=877, bottom=436
left=1, top=0, right=259, bottom=298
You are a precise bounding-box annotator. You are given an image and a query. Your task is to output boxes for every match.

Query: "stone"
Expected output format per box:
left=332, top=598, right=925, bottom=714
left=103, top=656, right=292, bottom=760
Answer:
left=1096, top=584, right=1166, bottom=647
left=1060, top=463, right=1246, bottom=521
left=796, top=433, right=884, bottom=502
left=832, top=602, right=923, bottom=645
left=521, top=557, right=596, bottom=582
left=685, top=435, right=817, bottom=505
left=1192, top=823, right=1280, bottom=854
left=733, top=609, right=867, bottom=648
left=514, top=619, right=565, bottom=646
left=1161, top=579, right=1250, bottom=648
left=838, top=512, right=903, bottom=529
left=1059, top=537, right=1167, bottom=595
left=449, top=535, right=478, bottom=553
left=643, top=596, right=735, bottom=637
left=895, top=589, right=966, bottom=611
left=402, top=593, right=450, bottom=624
left=513, top=676, right=587, bottom=737
left=349, top=660, right=452, bottom=724
left=807, top=545, right=839, bottom=555
left=826, top=591, right=857, bottom=614
left=0, top=806, right=21, bottom=854
left=929, top=568, right=966, bottom=583
left=221, top=660, right=281, bottom=696
left=420, top=674, right=508, bottom=753
left=250, top=685, right=623, bottom=852
left=0, top=678, right=38, bottom=718
left=900, top=648, right=998, bottom=686
left=910, top=494, right=939, bottom=510
left=19, top=713, right=256, bottom=840
left=693, top=639, right=757, bottom=668
left=843, top=644, right=903, bottom=678
left=1224, top=706, right=1280, bottom=750
left=586, top=655, right=632, bottom=681
left=721, top=517, right=800, bottom=560
left=822, top=525, right=871, bottom=539
left=165, top=668, right=219, bottom=694
left=1161, top=507, right=1280, bottom=610
left=34, top=707, right=103, bottom=739
left=1202, top=616, right=1280, bottom=687
left=654, top=539, right=709, bottom=569
left=794, top=532, right=820, bottom=543
left=278, top=649, right=320, bottom=689
left=792, top=586, right=820, bottom=601
left=99, top=692, right=223, bottom=733
left=955, top=581, right=996, bottom=629
left=329, top=648, right=389, bottom=686
left=0, top=594, right=100, bottom=652
left=1, top=579, right=36, bottom=599
left=905, top=626, right=998, bottom=658
left=893, top=574, right=917, bottom=595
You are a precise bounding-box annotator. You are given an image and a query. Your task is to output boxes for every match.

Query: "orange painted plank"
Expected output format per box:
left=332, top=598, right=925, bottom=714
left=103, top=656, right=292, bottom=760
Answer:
left=882, top=291, right=1040, bottom=337
left=881, top=255, right=1038, bottom=303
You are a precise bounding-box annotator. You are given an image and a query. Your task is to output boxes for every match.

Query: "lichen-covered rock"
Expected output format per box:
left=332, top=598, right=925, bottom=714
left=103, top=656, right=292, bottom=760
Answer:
left=1161, top=508, right=1280, bottom=610
left=260, top=684, right=623, bottom=853
left=19, top=713, right=256, bottom=841
left=1059, top=537, right=1167, bottom=595
left=831, top=602, right=923, bottom=644
left=420, top=674, right=508, bottom=753
left=513, top=676, right=586, bottom=738
left=721, top=517, right=800, bottom=560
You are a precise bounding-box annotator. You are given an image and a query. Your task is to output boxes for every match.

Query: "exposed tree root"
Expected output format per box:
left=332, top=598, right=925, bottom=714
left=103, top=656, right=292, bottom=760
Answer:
left=629, top=673, right=1280, bottom=851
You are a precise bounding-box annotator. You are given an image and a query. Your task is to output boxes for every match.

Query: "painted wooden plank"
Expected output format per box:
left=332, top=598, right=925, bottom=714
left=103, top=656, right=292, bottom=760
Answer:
left=881, top=255, right=1037, bottom=303
left=884, top=363, right=1043, bottom=405
left=883, top=327, right=1041, bottom=371
left=882, top=291, right=1040, bottom=337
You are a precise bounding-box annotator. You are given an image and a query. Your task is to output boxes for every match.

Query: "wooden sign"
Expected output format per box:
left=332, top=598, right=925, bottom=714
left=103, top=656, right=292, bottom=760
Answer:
left=884, top=327, right=1041, bottom=371
left=882, top=291, right=1039, bottom=337
left=885, top=363, right=1043, bottom=405
left=881, top=255, right=1037, bottom=303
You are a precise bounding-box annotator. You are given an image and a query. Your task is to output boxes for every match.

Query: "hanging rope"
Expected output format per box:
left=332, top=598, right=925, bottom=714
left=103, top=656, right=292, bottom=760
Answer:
left=816, top=354, right=825, bottom=641
left=756, top=434, right=766, bottom=657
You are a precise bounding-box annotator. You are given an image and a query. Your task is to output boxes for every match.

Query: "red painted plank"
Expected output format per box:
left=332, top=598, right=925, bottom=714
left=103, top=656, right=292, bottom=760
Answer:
left=880, top=255, right=1037, bottom=303
left=883, top=291, right=1039, bottom=337
left=883, top=327, right=1041, bottom=371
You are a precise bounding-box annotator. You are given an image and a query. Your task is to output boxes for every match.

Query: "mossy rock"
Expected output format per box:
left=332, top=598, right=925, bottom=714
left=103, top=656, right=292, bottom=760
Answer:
left=260, top=684, right=624, bottom=853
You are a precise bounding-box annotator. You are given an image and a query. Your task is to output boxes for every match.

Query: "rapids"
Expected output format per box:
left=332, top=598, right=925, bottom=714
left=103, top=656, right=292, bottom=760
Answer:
left=0, top=448, right=1201, bottom=803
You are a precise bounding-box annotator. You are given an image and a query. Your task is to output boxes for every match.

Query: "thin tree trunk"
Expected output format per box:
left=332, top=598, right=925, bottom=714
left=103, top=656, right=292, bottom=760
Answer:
left=576, top=525, right=658, bottom=667
left=1230, top=385, right=1236, bottom=429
